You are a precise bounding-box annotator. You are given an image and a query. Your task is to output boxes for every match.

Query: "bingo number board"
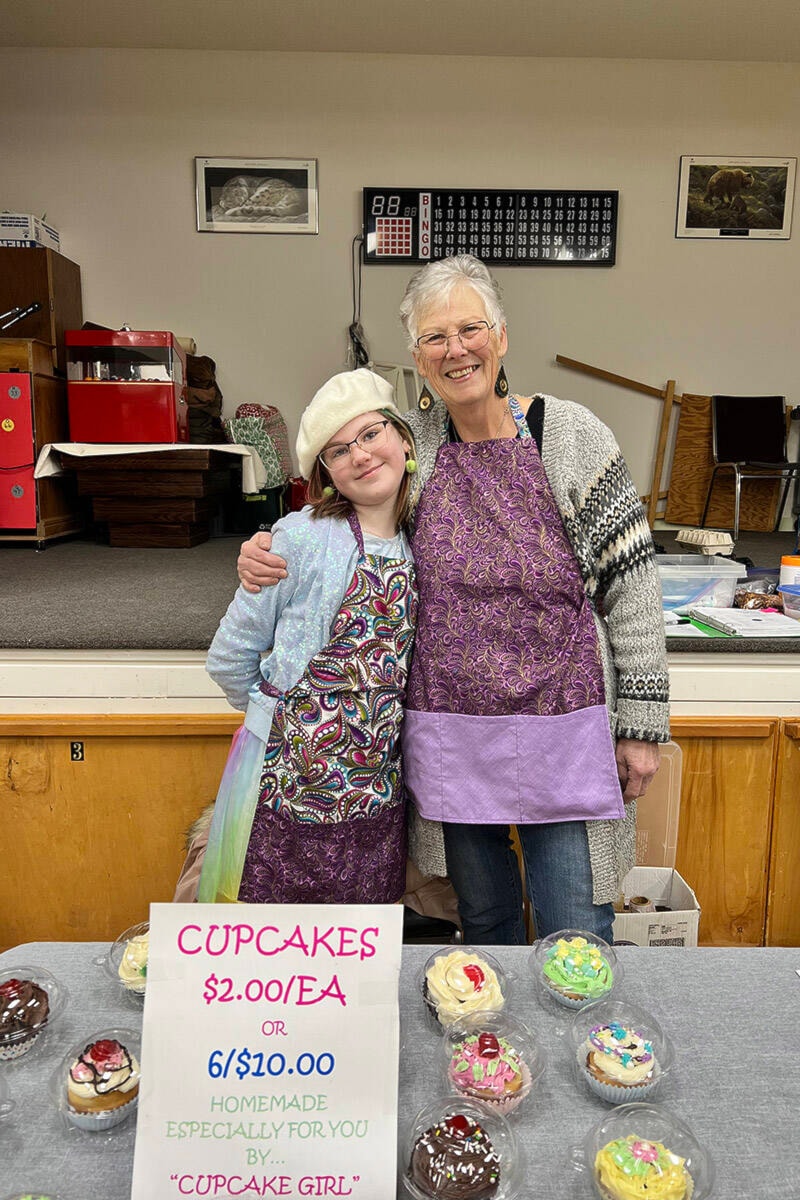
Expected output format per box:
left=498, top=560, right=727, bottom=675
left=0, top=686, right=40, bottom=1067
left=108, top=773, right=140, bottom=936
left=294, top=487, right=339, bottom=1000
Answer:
left=363, top=187, right=618, bottom=266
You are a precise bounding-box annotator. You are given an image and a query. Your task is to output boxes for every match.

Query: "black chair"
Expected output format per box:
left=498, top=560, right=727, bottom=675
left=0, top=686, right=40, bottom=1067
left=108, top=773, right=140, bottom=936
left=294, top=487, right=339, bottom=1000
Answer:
left=700, top=395, right=800, bottom=542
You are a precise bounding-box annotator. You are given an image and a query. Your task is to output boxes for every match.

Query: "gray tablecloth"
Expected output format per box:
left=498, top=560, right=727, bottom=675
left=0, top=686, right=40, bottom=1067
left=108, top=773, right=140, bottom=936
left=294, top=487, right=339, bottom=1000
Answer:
left=1, top=941, right=798, bottom=1198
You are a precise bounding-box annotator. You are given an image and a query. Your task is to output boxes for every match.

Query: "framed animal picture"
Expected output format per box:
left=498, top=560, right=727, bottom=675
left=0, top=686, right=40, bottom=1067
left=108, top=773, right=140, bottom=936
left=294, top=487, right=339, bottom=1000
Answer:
left=195, top=157, right=318, bottom=234
left=676, top=155, right=796, bottom=239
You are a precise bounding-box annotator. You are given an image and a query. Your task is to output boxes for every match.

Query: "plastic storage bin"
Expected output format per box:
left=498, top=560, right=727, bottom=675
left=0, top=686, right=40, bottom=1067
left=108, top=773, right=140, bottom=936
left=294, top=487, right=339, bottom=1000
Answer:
left=656, top=554, right=743, bottom=613
left=779, top=583, right=800, bottom=621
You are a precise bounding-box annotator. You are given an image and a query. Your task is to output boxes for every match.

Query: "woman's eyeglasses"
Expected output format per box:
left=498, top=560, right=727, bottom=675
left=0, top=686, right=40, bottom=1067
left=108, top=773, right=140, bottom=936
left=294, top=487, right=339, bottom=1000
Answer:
left=415, top=320, right=494, bottom=358
left=319, top=419, right=392, bottom=470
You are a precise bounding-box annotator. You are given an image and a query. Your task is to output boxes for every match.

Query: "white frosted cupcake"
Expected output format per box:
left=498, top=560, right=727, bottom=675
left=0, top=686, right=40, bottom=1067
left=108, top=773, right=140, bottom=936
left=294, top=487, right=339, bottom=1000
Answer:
left=117, top=931, right=149, bottom=996
left=580, top=1021, right=661, bottom=1103
left=65, top=1037, right=140, bottom=1131
left=422, top=948, right=506, bottom=1029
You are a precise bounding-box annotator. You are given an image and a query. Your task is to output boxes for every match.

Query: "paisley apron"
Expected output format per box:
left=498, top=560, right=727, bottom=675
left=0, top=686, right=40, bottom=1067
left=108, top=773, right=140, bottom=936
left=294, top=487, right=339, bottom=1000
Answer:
left=403, top=394, right=624, bottom=825
left=239, top=514, right=417, bottom=903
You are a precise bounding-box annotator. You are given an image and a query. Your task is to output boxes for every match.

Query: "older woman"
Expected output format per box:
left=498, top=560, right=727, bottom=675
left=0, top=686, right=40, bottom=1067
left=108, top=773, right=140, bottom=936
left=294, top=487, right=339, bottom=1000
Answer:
left=239, top=255, right=669, bottom=945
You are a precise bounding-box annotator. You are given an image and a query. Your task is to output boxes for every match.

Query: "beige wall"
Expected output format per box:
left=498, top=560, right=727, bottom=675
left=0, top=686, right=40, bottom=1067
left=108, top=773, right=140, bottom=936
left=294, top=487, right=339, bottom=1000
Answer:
left=2, top=48, right=799, bottom=494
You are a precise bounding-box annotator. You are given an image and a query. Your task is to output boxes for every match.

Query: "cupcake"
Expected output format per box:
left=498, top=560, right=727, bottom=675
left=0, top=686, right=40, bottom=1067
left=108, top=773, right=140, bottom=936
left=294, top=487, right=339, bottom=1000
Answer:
left=423, top=950, right=506, bottom=1028
left=0, top=977, right=50, bottom=1060
left=66, top=1038, right=140, bottom=1131
left=581, top=1022, right=659, bottom=1103
left=408, top=1113, right=501, bottom=1200
left=448, top=1031, right=532, bottom=1116
left=541, top=935, right=614, bottom=1009
left=117, top=930, right=149, bottom=995
left=594, top=1134, right=693, bottom=1200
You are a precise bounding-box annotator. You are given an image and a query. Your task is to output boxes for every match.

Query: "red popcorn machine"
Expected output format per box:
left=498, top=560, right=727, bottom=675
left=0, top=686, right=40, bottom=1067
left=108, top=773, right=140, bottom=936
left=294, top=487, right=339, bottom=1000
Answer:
left=66, top=329, right=188, bottom=443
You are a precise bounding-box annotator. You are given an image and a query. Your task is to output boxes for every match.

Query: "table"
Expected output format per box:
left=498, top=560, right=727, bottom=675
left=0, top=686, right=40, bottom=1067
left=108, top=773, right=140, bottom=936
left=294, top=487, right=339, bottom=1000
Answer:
left=34, top=444, right=270, bottom=548
left=1, top=942, right=798, bottom=1198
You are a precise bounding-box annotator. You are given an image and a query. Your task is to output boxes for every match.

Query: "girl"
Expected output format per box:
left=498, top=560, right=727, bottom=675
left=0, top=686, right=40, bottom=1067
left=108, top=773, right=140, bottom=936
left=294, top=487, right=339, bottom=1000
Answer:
left=196, top=369, right=418, bottom=905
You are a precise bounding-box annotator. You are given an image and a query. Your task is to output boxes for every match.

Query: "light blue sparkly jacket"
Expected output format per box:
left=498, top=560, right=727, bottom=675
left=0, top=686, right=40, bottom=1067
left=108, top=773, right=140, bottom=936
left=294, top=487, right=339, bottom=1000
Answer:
left=206, top=507, right=412, bottom=741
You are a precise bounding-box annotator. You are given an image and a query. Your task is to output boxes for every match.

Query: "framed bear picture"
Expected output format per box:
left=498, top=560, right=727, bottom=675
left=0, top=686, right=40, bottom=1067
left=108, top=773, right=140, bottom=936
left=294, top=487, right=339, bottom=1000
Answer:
left=676, top=155, right=796, bottom=239
left=195, top=157, right=318, bottom=234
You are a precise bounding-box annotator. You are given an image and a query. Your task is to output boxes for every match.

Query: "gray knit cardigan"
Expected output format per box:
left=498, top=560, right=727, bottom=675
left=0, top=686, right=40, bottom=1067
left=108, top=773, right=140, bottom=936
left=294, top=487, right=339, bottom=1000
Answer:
left=402, top=393, right=670, bottom=906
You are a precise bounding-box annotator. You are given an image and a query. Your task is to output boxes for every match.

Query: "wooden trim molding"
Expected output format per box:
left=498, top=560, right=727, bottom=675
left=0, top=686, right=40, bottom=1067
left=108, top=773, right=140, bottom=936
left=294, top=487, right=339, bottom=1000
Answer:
left=669, top=716, right=778, bottom=739
left=0, top=713, right=243, bottom=737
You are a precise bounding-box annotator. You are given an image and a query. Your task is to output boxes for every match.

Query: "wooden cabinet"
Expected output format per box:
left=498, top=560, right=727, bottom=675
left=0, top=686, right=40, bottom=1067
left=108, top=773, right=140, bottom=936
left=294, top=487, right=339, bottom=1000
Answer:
left=0, top=340, right=83, bottom=543
left=0, top=715, right=240, bottom=950
left=0, top=247, right=82, bottom=374
left=671, top=717, right=778, bottom=946
left=3, top=712, right=800, bottom=950
left=766, top=720, right=800, bottom=945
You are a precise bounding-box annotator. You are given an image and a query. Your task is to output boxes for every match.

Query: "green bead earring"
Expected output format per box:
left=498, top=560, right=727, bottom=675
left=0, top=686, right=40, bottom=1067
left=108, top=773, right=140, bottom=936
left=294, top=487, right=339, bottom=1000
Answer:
left=322, top=485, right=335, bottom=498
left=405, top=458, right=417, bottom=475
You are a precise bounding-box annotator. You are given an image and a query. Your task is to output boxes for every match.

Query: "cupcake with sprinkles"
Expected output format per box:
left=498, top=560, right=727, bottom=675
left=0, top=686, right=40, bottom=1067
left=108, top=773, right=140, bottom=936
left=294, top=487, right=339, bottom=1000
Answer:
left=594, top=1134, right=693, bottom=1200
left=584, top=1103, right=713, bottom=1200
left=571, top=1001, right=673, bottom=1104
left=533, top=930, right=618, bottom=1010
left=403, top=1098, right=521, bottom=1200
left=443, top=1010, right=544, bottom=1117
left=582, top=1022, right=659, bottom=1102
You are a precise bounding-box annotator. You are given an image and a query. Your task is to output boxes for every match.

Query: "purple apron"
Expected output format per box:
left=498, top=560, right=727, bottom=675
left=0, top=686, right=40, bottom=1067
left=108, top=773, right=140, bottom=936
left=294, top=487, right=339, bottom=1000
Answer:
left=239, top=514, right=417, bottom=903
left=403, top=395, right=624, bottom=825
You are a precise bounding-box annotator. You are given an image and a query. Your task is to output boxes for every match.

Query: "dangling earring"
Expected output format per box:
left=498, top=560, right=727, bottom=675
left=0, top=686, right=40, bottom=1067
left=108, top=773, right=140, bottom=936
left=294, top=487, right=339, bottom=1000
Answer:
left=405, top=458, right=417, bottom=475
left=322, top=485, right=335, bottom=498
left=494, top=363, right=509, bottom=397
left=418, top=382, right=435, bottom=411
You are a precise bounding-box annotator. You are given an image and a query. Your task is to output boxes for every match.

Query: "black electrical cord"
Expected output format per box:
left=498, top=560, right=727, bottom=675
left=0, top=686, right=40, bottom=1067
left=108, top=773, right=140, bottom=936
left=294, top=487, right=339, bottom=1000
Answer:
left=348, top=234, right=370, bottom=368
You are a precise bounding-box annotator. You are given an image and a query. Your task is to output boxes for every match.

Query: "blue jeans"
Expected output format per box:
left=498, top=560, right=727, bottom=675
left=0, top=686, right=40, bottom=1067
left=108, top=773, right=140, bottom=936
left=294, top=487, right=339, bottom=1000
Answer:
left=442, top=820, right=615, bottom=945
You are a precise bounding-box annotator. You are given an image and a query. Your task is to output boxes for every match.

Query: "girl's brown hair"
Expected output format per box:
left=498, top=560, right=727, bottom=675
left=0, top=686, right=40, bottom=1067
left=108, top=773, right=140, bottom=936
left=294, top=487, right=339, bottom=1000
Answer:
left=305, top=412, right=416, bottom=530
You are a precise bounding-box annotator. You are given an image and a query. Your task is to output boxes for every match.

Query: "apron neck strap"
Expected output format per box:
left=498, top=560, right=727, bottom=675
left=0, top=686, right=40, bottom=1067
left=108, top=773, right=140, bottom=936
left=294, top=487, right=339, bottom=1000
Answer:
left=346, top=510, right=365, bottom=555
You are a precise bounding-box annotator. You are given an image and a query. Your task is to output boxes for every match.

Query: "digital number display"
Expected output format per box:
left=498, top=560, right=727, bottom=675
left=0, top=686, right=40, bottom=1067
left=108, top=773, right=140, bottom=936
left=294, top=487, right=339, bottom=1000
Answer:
left=363, top=187, right=618, bottom=266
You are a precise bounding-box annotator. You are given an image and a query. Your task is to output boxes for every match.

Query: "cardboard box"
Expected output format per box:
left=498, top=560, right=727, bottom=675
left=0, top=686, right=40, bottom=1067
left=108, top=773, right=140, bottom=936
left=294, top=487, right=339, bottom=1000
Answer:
left=0, top=213, right=60, bottom=252
left=611, top=741, right=701, bottom=946
left=613, top=866, right=700, bottom=947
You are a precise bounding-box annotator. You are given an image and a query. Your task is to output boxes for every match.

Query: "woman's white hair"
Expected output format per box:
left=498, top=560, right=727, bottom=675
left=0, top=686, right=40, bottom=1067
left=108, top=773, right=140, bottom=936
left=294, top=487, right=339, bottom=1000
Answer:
left=399, top=254, right=507, bottom=350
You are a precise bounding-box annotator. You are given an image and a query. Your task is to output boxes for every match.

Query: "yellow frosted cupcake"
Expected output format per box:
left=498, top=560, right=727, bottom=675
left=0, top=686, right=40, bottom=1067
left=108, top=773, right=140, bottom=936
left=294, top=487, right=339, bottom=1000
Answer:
left=594, top=1135, right=693, bottom=1200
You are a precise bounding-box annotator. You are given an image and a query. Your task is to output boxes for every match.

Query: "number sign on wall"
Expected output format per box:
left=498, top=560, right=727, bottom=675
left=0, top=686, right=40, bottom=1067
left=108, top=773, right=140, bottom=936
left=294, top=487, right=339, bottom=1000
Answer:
left=363, top=187, right=618, bottom=266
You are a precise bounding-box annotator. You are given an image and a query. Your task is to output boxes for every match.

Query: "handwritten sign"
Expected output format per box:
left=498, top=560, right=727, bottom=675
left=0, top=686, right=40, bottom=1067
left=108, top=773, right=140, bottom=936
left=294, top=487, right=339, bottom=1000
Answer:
left=131, top=903, right=403, bottom=1200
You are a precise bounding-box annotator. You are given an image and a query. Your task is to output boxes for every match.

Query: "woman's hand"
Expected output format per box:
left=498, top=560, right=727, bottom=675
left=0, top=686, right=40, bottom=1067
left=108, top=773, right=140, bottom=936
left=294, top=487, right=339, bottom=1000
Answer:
left=237, top=531, right=288, bottom=593
left=615, top=738, right=660, bottom=803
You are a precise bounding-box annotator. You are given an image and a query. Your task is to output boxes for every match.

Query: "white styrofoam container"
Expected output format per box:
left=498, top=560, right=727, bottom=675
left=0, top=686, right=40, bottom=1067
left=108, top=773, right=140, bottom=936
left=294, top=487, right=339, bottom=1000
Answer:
left=611, top=741, right=701, bottom=947
left=0, top=213, right=60, bottom=251
left=656, top=554, right=744, bottom=613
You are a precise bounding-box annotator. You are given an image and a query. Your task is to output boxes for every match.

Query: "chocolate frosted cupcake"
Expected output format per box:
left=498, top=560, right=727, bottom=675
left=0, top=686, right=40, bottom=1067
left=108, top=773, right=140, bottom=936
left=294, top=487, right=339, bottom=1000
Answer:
left=408, top=1113, right=501, bottom=1200
left=0, top=977, right=50, bottom=1061
left=65, top=1037, right=140, bottom=1131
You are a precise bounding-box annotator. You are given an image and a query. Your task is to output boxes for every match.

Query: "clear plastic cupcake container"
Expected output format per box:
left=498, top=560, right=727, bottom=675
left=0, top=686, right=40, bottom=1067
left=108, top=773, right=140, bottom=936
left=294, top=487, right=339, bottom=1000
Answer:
left=51, top=1027, right=141, bottom=1134
left=419, top=946, right=509, bottom=1033
left=103, top=920, right=149, bottom=1003
left=0, top=966, right=68, bottom=1063
left=0, top=1071, right=16, bottom=1119
left=570, top=1000, right=675, bottom=1104
left=401, top=1096, right=523, bottom=1200
left=441, top=1009, right=546, bottom=1117
left=1, top=1194, right=61, bottom=1200
left=580, top=1102, right=714, bottom=1200
left=529, top=929, right=621, bottom=1012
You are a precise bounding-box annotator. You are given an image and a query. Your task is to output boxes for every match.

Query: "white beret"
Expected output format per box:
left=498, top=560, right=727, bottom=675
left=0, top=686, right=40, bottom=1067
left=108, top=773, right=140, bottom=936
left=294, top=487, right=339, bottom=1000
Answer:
left=296, top=368, right=405, bottom=479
